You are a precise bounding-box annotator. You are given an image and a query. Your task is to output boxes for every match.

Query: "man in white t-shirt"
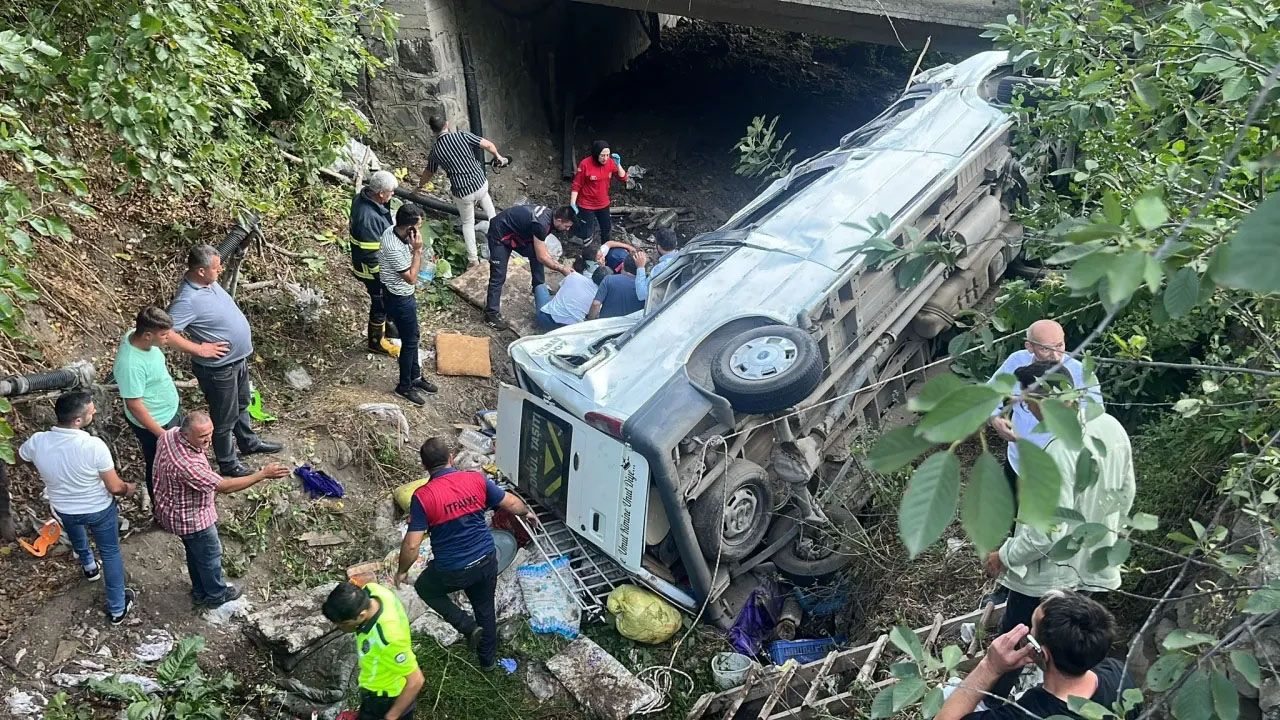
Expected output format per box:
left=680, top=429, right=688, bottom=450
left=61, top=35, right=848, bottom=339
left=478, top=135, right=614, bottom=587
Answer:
left=988, top=319, right=1103, bottom=480
left=18, top=391, right=138, bottom=624
left=534, top=254, right=599, bottom=330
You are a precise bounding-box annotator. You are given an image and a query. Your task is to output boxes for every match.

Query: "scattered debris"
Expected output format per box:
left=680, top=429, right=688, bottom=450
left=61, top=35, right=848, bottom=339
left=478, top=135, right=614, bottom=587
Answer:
left=607, top=584, right=681, bottom=644
left=546, top=637, right=661, bottom=720
left=624, top=165, right=646, bottom=191
left=435, top=333, right=492, bottom=378
left=203, top=597, right=254, bottom=626
left=298, top=531, right=348, bottom=547
left=285, top=367, right=314, bottom=390
left=711, top=652, right=755, bottom=690
left=53, top=639, right=79, bottom=665
left=523, top=662, right=565, bottom=702
left=457, top=429, right=494, bottom=455
left=409, top=609, right=462, bottom=647
left=134, top=629, right=175, bottom=662
left=284, top=282, right=328, bottom=324
left=357, top=403, right=410, bottom=442
left=519, top=555, right=581, bottom=639
left=946, top=537, right=967, bottom=554
left=52, top=671, right=161, bottom=695
left=13, top=648, right=26, bottom=666
left=4, top=688, right=45, bottom=716
left=297, top=465, right=345, bottom=499
left=498, top=658, right=518, bottom=674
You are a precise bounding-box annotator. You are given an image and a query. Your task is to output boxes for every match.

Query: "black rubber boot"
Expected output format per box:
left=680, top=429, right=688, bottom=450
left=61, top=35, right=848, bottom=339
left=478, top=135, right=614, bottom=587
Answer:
left=367, top=321, right=390, bottom=355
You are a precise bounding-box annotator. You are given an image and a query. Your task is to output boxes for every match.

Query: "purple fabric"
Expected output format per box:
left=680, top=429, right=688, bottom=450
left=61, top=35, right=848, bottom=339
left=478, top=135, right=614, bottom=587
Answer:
left=728, top=586, right=783, bottom=657
left=296, top=464, right=344, bottom=498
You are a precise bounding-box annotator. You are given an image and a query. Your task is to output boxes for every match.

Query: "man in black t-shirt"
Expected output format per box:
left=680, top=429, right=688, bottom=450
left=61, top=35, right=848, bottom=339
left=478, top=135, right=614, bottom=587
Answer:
left=937, top=590, right=1137, bottom=720
left=483, top=204, right=576, bottom=330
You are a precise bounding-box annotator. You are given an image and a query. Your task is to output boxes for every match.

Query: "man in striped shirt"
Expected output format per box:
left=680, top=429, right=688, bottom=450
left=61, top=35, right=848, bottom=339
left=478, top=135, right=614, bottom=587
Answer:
left=153, top=411, right=289, bottom=607
left=417, top=116, right=508, bottom=266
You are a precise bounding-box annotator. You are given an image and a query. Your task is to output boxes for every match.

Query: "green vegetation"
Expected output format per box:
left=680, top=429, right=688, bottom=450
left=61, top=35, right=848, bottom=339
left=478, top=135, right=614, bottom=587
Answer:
left=0, top=0, right=395, bottom=458
left=868, top=0, right=1280, bottom=718
left=733, top=115, right=796, bottom=183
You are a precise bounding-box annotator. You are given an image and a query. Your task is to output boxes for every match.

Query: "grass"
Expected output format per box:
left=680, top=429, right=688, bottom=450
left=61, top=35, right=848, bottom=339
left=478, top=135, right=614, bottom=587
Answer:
left=410, top=632, right=578, bottom=720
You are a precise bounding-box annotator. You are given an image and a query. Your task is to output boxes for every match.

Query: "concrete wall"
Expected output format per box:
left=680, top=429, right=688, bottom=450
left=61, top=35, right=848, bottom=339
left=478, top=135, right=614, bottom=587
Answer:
left=362, top=0, right=659, bottom=147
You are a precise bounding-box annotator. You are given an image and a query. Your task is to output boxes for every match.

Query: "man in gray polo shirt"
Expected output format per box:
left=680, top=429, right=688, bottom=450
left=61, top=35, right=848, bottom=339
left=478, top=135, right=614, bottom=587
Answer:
left=167, top=245, right=281, bottom=476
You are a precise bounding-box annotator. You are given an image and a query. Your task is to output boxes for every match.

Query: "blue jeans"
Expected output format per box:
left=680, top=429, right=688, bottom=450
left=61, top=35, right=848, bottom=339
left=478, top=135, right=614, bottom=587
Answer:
left=180, top=524, right=231, bottom=604
left=59, top=502, right=126, bottom=615
left=533, top=284, right=564, bottom=331
left=383, top=292, right=421, bottom=392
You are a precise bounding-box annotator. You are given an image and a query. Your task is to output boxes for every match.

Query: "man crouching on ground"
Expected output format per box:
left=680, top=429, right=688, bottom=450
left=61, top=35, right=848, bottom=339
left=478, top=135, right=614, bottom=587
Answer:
left=323, top=581, right=423, bottom=720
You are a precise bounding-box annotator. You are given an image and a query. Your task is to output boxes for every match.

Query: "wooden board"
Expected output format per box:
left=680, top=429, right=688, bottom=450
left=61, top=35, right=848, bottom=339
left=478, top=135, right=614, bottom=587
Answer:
left=447, top=257, right=560, bottom=338
left=687, top=603, right=1006, bottom=720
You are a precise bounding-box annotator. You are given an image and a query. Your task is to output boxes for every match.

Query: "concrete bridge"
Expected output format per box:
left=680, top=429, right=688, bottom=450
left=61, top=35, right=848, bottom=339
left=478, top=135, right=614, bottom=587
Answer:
left=574, top=0, right=1018, bottom=52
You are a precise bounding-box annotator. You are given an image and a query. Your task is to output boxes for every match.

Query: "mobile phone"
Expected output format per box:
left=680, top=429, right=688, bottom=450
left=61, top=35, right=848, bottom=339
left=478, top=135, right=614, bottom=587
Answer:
left=1024, top=633, right=1046, bottom=669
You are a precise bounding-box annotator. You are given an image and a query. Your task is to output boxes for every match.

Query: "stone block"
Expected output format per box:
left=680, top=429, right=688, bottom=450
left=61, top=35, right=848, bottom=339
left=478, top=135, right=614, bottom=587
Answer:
left=546, top=637, right=659, bottom=720
left=398, top=37, right=437, bottom=75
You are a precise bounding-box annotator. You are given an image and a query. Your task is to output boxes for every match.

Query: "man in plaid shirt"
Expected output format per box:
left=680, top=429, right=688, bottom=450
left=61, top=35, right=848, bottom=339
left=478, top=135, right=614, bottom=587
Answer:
left=153, top=411, right=289, bottom=607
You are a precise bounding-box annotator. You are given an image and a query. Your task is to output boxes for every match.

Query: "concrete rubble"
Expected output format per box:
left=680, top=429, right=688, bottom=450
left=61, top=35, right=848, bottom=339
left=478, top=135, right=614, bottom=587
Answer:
left=52, top=671, right=162, bottom=694
left=134, top=629, right=174, bottom=662
left=4, top=688, right=45, bottom=716
left=545, top=637, right=660, bottom=720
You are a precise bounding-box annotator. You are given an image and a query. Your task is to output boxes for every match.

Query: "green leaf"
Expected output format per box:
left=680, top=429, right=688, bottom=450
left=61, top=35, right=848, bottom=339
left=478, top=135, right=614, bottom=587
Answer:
left=1132, top=192, right=1169, bottom=230
left=917, top=385, right=1003, bottom=443
left=1067, top=253, right=1114, bottom=291
left=867, top=427, right=935, bottom=473
left=1105, top=251, right=1147, bottom=307
left=1243, top=586, right=1280, bottom=614
left=1163, top=267, right=1200, bottom=318
left=1107, top=538, right=1132, bottom=566
left=1210, top=669, right=1239, bottom=720
left=896, top=255, right=933, bottom=289
left=890, top=625, right=926, bottom=662
left=1132, top=77, right=1163, bottom=110
left=1230, top=651, right=1261, bottom=688
left=1015, top=440, right=1062, bottom=531
left=1129, top=512, right=1158, bottom=531
left=1147, top=653, right=1192, bottom=692
left=898, top=451, right=961, bottom=558
left=871, top=685, right=896, bottom=719
left=892, top=677, right=928, bottom=712
left=922, top=687, right=944, bottom=719
left=908, top=373, right=966, bottom=413
left=1067, top=697, right=1111, bottom=720
left=1163, top=630, right=1216, bottom=650
left=941, top=645, right=964, bottom=671
left=157, top=636, right=204, bottom=685
left=1039, top=398, right=1083, bottom=452
left=1222, top=76, right=1251, bottom=103
left=1213, top=192, right=1280, bottom=292
left=961, top=453, right=1015, bottom=554
left=1171, top=670, right=1212, bottom=720
left=1074, top=448, right=1099, bottom=493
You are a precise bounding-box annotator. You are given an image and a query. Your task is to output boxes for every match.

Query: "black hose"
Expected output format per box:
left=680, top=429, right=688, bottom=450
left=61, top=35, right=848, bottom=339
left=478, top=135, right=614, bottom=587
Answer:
left=459, top=35, right=485, bottom=164
left=0, top=368, right=80, bottom=397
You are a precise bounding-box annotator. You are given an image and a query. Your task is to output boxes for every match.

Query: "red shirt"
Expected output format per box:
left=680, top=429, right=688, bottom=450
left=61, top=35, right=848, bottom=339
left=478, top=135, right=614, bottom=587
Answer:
left=152, top=428, right=222, bottom=536
left=571, top=157, right=624, bottom=210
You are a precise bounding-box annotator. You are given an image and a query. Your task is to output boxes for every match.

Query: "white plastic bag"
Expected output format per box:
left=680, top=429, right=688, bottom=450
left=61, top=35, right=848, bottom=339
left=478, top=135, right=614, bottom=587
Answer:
left=517, top=555, right=580, bottom=638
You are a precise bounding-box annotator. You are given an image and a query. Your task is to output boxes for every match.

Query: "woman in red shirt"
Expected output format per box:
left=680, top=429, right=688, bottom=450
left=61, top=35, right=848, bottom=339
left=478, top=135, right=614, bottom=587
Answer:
left=569, top=140, right=628, bottom=244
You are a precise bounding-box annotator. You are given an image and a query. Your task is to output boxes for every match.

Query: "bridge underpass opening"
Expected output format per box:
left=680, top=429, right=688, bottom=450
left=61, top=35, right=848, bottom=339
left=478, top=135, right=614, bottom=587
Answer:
left=566, top=19, right=944, bottom=237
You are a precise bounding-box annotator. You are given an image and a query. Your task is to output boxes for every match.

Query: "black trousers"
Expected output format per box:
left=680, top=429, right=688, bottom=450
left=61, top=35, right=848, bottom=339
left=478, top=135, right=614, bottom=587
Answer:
left=484, top=239, right=544, bottom=317
left=414, top=551, right=499, bottom=667
left=383, top=292, right=421, bottom=393
left=126, top=411, right=181, bottom=497
left=356, top=691, right=416, bottom=720
left=191, top=359, right=261, bottom=470
left=573, top=207, right=612, bottom=243
left=359, top=275, right=386, bottom=326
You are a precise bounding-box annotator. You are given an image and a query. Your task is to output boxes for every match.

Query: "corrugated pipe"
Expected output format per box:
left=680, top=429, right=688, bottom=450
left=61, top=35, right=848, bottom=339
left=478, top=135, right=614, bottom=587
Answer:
left=0, top=360, right=96, bottom=397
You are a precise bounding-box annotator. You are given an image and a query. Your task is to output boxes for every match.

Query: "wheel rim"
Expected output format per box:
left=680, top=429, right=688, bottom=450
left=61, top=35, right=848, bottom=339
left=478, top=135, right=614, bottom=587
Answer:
left=729, top=336, right=798, bottom=380
left=722, top=487, right=762, bottom=542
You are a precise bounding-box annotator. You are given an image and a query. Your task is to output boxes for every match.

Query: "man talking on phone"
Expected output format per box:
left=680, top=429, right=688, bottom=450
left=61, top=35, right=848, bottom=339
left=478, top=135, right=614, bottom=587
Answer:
left=936, top=590, right=1136, bottom=720
left=377, top=203, right=438, bottom=406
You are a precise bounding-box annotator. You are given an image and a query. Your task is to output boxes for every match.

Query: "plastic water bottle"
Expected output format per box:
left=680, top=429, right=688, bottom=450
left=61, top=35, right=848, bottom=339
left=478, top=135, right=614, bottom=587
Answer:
left=417, top=261, right=437, bottom=286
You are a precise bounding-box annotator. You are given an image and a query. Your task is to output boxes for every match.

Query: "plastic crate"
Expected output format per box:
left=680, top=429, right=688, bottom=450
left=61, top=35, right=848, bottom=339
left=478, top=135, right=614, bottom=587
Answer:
left=793, top=586, right=846, bottom=619
left=766, top=636, right=845, bottom=665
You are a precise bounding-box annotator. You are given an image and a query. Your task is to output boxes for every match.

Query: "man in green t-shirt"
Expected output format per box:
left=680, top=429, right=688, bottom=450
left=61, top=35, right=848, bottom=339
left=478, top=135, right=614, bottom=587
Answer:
left=323, top=581, right=423, bottom=720
left=113, top=307, right=182, bottom=502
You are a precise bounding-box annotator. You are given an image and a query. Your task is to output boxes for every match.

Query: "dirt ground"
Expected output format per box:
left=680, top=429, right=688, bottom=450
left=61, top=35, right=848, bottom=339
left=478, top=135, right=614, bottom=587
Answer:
left=0, top=20, right=980, bottom=719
